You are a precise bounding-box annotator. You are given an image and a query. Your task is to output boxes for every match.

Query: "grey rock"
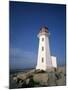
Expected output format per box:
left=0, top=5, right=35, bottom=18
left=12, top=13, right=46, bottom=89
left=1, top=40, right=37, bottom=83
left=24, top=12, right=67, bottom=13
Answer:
left=57, top=67, right=66, bottom=74
left=48, top=72, right=57, bottom=86
left=56, top=78, right=66, bottom=86
left=33, top=73, right=48, bottom=85
left=13, top=77, right=17, bottom=81
left=26, top=78, right=30, bottom=85
left=10, top=66, right=66, bottom=88
left=17, top=73, right=27, bottom=80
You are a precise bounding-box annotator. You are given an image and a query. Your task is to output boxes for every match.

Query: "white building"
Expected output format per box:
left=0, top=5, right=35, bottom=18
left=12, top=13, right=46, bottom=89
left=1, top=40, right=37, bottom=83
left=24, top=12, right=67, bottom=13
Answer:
left=36, top=26, right=57, bottom=71
left=51, top=56, right=57, bottom=68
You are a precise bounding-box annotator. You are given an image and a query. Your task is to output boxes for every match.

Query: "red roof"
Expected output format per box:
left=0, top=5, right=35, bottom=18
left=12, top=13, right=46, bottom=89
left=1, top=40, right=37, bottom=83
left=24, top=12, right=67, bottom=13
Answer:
left=40, top=26, right=48, bottom=33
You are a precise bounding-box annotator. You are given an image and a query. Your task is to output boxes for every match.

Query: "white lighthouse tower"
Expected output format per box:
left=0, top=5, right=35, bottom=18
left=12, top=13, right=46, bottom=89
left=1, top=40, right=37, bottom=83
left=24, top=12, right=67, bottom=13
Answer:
left=36, top=26, right=52, bottom=71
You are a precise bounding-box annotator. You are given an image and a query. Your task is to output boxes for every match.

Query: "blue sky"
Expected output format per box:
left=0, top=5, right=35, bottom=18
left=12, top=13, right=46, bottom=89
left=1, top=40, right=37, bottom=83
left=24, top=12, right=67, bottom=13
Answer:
left=10, top=1, right=66, bottom=70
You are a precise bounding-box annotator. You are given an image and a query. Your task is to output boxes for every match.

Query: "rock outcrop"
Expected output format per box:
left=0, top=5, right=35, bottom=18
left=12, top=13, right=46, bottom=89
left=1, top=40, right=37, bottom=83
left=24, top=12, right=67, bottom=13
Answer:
left=10, top=67, right=66, bottom=89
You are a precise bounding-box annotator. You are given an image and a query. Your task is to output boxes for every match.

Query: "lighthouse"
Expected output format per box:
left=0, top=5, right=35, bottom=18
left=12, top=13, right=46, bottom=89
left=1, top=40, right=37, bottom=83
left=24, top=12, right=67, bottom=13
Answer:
left=36, top=26, right=57, bottom=71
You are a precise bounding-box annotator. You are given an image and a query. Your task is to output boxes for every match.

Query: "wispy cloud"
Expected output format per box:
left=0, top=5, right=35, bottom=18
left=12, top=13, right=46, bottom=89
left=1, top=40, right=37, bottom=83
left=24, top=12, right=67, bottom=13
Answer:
left=9, top=48, right=37, bottom=69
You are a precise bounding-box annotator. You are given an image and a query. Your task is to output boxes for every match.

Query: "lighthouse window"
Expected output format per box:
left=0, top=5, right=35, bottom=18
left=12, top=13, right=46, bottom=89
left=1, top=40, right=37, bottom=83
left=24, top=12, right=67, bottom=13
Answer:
left=42, top=46, right=44, bottom=51
left=42, top=38, right=44, bottom=41
left=42, top=57, right=44, bottom=63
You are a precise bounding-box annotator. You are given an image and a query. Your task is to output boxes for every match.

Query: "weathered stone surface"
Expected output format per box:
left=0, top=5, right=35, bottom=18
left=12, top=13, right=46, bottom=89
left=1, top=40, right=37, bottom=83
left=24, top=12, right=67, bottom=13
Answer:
left=26, top=78, right=30, bottom=85
left=17, top=81, right=23, bottom=88
left=56, top=78, right=66, bottom=86
left=60, top=73, right=65, bottom=78
left=48, top=72, right=57, bottom=86
left=34, top=69, right=41, bottom=73
left=48, top=72, right=57, bottom=80
left=10, top=66, right=66, bottom=88
left=17, top=73, right=27, bottom=80
left=39, top=82, right=48, bottom=86
left=35, top=69, right=46, bottom=73
left=61, top=67, right=66, bottom=74
left=26, top=72, right=34, bottom=78
left=55, top=72, right=61, bottom=80
left=13, top=77, right=17, bottom=81
left=33, top=73, right=48, bottom=84
left=46, top=68, right=55, bottom=72
left=57, top=67, right=66, bottom=74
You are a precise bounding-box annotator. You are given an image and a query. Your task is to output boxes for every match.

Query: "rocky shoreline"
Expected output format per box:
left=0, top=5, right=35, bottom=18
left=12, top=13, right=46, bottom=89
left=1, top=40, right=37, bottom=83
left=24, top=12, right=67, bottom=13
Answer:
left=9, top=67, right=66, bottom=89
